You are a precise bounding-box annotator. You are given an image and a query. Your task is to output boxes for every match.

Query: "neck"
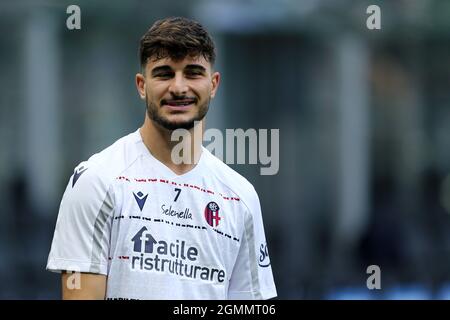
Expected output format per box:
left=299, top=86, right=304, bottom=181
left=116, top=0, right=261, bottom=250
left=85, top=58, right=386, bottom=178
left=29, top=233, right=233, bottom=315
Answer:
left=139, top=114, right=204, bottom=175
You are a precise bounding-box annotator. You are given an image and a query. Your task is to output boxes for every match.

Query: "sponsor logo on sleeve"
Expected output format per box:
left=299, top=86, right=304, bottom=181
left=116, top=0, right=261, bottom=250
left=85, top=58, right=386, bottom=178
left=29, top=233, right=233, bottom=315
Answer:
left=72, top=166, right=88, bottom=187
left=258, top=243, right=271, bottom=267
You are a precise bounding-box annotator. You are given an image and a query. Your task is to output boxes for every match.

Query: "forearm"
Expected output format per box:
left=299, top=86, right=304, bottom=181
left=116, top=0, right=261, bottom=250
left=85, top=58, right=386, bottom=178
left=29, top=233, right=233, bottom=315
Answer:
left=61, top=272, right=107, bottom=300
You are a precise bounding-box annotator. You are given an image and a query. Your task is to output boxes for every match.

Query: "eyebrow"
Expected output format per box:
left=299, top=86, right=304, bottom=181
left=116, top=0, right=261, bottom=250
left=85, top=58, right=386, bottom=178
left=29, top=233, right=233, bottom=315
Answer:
left=151, top=66, right=172, bottom=76
left=150, top=64, right=207, bottom=76
left=184, top=64, right=207, bottom=73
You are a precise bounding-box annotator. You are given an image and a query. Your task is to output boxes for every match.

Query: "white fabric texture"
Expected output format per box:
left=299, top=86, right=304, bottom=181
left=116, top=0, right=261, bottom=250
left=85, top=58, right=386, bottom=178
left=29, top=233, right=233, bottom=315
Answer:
left=47, top=130, right=277, bottom=300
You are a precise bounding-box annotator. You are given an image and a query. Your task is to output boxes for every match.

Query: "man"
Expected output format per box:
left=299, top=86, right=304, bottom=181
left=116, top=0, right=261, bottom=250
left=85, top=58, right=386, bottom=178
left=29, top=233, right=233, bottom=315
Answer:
left=47, top=17, right=277, bottom=300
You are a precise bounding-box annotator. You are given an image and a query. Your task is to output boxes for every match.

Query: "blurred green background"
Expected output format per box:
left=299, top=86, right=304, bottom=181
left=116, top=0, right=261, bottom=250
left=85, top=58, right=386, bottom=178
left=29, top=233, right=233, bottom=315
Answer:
left=1, top=0, right=450, bottom=299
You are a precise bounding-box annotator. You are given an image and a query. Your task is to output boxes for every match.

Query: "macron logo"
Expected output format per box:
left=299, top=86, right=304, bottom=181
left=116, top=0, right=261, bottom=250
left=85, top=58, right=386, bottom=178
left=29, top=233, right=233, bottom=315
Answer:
left=133, top=191, right=148, bottom=211
left=72, top=166, right=88, bottom=187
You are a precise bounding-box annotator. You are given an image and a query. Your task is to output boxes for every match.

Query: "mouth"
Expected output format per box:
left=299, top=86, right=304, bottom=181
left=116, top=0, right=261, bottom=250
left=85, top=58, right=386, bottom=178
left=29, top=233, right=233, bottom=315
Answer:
left=161, top=98, right=197, bottom=109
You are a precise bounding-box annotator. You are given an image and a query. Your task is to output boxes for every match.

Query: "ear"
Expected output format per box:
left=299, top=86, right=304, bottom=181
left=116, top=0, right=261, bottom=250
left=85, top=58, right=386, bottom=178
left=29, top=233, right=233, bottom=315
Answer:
left=136, top=73, right=146, bottom=100
left=210, top=71, right=221, bottom=99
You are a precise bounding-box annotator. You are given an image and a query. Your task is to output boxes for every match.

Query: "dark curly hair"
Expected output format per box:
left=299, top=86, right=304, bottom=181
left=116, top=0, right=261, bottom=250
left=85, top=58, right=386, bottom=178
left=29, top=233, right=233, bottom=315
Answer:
left=139, top=17, right=216, bottom=70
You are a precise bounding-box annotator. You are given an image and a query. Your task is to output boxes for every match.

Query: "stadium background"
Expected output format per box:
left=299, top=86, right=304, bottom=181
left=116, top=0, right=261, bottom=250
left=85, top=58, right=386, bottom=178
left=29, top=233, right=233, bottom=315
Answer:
left=1, top=0, right=450, bottom=299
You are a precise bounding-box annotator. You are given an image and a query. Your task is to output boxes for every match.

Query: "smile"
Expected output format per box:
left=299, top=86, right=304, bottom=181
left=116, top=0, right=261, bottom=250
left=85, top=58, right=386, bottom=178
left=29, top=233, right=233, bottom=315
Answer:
left=162, top=99, right=197, bottom=107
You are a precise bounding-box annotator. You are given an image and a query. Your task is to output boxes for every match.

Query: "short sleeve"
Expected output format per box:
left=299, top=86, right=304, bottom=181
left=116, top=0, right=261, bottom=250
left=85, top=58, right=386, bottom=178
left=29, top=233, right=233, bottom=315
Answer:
left=227, top=188, right=277, bottom=300
left=46, top=162, right=114, bottom=275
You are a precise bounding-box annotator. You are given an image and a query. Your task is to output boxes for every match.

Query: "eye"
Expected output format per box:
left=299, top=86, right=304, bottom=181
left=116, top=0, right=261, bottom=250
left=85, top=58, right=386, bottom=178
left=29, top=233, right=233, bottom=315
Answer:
left=186, top=71, right=203, bottom=78
left=155, top=73, right=173, bottom=79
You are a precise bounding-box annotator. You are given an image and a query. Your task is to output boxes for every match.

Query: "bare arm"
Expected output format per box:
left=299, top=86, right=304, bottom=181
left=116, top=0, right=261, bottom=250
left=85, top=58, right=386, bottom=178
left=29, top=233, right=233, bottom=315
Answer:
left=61, top=272, right=107, bottom=300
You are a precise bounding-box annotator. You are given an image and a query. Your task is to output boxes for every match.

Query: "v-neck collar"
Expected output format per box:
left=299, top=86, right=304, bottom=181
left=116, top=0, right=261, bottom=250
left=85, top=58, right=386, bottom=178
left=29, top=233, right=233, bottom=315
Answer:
left=134, top=129, right=207, bottom=180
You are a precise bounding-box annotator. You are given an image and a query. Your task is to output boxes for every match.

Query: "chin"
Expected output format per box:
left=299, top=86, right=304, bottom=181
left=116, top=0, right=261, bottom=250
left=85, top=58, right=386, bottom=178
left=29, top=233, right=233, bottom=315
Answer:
left=156, top=117, right=197, bottom=131
left=148, top=106, right=206, bottom=131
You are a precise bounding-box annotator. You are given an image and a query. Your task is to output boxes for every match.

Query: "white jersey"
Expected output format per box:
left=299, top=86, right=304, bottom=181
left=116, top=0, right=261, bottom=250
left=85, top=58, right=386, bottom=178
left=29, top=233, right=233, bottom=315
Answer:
left=47, top=129, right=277, bottom=300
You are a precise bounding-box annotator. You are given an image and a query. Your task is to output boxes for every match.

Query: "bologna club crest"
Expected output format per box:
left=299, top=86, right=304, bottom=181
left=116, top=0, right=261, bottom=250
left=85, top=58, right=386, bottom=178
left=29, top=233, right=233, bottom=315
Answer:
left=204, top=201, right=221, bottom=227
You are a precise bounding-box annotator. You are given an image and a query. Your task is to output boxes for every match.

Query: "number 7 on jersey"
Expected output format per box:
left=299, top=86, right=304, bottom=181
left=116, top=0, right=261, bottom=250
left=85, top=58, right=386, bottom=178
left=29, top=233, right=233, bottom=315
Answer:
left=174, top=188, right=181, bottom=202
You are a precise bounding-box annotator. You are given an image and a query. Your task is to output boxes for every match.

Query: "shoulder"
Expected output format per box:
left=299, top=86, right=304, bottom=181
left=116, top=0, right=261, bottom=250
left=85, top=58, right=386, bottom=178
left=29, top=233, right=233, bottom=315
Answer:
left=202, top=148, right=260, bottom=209
left=68, top=130, right=143, bottom=195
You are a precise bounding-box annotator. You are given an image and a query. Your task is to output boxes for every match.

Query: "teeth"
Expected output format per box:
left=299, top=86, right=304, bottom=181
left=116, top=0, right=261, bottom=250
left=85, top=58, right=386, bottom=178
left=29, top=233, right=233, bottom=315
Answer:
left=168, top=101, right=193, bottom=106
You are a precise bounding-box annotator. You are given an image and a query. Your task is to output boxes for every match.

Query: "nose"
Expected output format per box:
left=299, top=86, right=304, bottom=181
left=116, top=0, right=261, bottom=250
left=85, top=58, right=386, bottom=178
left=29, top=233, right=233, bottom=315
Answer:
left=168, top=73, right=188, bottom=96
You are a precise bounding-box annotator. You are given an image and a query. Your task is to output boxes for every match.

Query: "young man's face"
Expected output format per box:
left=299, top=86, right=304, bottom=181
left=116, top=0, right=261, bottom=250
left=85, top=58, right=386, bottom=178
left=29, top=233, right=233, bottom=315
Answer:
left=137, top=55, right=220, bottom=131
